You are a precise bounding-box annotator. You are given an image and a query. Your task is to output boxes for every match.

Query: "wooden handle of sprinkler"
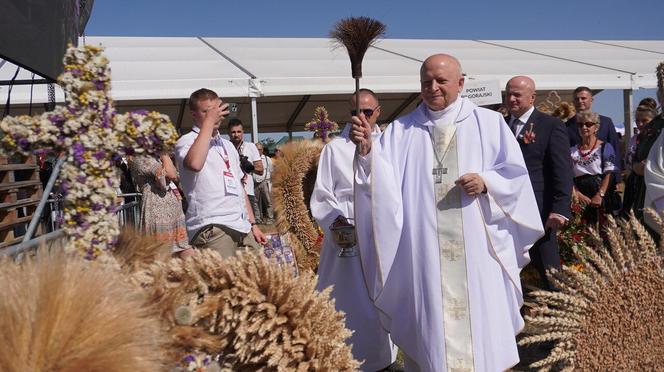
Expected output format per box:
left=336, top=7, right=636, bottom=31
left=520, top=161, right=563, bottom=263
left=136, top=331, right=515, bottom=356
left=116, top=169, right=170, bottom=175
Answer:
left=353, top=78, right=372, bottom=156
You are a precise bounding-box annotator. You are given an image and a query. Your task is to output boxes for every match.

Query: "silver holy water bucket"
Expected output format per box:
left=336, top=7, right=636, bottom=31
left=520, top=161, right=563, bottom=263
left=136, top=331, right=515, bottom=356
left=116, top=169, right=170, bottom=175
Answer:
left=329, top=218, right=357, bottom=257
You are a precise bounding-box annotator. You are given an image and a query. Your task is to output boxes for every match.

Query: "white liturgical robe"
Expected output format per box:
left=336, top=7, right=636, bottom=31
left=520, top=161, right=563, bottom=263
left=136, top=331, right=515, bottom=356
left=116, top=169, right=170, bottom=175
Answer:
left=310, top=123, right=396, bottom=371
left=354, top=98, right=544, bottom=371
left=644, top=130, right=664, bottom=232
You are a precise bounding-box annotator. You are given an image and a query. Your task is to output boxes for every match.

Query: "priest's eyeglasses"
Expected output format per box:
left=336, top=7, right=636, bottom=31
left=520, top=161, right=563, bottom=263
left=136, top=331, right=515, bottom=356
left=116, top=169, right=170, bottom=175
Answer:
left=577, top=122, right=598, bottom=128
left=351, top=106, right=380, bottom=118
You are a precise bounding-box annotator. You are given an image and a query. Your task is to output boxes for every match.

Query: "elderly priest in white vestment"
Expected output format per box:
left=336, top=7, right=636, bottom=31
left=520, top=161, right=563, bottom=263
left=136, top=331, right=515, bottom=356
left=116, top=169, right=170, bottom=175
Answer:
left=310, top=89, right=397, bottom=371
left=350, top=54, right=545, bottom=371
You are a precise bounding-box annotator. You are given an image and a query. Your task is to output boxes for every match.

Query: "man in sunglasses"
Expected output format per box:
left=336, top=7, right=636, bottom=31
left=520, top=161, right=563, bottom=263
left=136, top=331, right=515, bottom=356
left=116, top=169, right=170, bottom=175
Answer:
left=350, top=54, right=544, bottom=371
left=310, top=88, right=397, bottom=371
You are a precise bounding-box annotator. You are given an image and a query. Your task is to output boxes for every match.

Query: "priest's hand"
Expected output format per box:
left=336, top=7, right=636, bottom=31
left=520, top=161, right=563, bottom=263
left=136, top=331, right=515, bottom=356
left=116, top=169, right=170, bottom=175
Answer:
left=456, top=173, right=486, bottom=197
left=545, top=213, right=567, bottom=230
left=351, top=113, right=372, bottom=156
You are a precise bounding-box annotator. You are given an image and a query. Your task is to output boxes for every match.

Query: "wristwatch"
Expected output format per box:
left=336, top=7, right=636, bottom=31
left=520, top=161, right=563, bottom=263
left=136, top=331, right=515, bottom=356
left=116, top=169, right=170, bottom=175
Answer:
left=599, top=191, right=605, bottom=197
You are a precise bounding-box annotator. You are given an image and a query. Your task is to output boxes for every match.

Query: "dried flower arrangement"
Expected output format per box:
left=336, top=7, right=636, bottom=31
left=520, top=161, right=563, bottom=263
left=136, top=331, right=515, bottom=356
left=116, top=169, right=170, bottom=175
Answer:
left=0, top=45, right=178, bottom=259
left=132, top=250, right=359, bottom=371
left=0, top=248, right=168, bottom=372
left=520, top=213, right=664, bottom=371
left=271, top=139, right=325, bottom=273
left=304, top=106, right=338, bottom=142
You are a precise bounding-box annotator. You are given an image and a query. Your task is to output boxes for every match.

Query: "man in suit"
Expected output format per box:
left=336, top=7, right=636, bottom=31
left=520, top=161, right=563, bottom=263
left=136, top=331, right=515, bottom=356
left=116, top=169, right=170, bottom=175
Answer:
left=505, top=76, right=573, bottom=289
left=566, top=86, right=621, bottom=179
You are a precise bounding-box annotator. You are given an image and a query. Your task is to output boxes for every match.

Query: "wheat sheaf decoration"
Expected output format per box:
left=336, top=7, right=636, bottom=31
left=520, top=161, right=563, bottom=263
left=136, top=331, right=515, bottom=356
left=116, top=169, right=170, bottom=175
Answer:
left=536, top=91, right=576, bottom=122
left=113, top=228, right=173, bottom=273
left=272, top=140, right=325, bottom=273
left=133, top=250, right=359, bottom=371
left=656, top=61, right=664, bottom=89
left=0, top=249, right=168, bottom=372
left=520, top=212, right=664, bottom=371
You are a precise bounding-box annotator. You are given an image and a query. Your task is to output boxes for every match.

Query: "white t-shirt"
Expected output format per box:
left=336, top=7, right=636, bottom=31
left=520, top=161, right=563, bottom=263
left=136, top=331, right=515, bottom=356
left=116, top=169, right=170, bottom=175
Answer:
left=239, top=141, right=260, bottom=196
left=570, top=142, right=616, bottom=177
left=253, top=154, right=272, bottom=184
left=175, top=128, right=250, bottom=239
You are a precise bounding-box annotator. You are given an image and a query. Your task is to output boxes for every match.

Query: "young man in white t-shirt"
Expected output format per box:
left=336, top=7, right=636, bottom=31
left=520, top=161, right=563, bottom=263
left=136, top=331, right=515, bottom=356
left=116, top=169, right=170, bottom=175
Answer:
left=253, top=142, right=274, bottom=224
left=174, top=89, right=266, bottom=258
left=227, top=118, right=264, bottom=223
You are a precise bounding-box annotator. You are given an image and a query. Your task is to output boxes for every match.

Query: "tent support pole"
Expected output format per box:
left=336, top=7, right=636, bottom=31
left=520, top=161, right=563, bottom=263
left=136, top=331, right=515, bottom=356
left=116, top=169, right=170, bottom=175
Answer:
left=251, top=97, right=258, bottom=142
left=623, top=89, right=634, bottom=144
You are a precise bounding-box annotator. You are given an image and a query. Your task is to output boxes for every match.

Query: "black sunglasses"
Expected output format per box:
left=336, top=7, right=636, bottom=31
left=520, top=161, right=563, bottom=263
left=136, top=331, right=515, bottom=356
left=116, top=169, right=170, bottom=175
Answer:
left=577, top=122, right=597, bottom=128
left=350, top=107, right=378, bottom=118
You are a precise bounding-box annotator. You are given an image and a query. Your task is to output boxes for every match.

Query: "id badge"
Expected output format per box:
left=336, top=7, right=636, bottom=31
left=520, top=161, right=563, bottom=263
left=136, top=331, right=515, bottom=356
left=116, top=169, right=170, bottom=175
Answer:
left=223, top=171, right=239, bottom=195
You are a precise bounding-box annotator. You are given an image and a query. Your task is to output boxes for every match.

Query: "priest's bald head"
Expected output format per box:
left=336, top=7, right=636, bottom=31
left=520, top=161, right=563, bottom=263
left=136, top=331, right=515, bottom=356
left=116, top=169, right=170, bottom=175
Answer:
left=350, top=88, right=381, bottom=127
left=505, top=76, right=537, bottom=118
left=420, top=54, right=465, bottom=111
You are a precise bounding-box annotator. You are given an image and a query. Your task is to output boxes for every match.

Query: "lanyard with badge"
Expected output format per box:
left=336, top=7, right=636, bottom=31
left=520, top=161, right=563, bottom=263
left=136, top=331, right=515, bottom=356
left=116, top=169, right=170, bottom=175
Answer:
left=192, top=126, right=239, bottom=195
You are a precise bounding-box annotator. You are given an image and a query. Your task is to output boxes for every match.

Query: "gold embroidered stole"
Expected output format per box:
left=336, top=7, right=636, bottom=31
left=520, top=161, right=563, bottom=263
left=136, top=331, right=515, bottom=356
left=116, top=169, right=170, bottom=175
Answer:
left=433, top=126, right=475, bottom=371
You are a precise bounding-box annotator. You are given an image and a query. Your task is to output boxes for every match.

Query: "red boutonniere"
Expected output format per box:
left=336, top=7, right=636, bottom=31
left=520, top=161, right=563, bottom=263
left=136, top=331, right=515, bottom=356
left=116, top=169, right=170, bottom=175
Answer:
left=521, top=123, right=536, bottom=144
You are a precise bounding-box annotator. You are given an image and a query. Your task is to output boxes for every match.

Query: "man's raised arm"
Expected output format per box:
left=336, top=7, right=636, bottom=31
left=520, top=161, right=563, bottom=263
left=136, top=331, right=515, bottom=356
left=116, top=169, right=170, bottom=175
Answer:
left=184, top=99, right=228, bottom=172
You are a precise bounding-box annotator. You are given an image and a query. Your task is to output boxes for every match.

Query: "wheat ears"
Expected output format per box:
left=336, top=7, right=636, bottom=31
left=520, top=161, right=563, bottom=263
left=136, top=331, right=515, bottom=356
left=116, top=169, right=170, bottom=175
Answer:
left=520, top=212, right=664, bottom=371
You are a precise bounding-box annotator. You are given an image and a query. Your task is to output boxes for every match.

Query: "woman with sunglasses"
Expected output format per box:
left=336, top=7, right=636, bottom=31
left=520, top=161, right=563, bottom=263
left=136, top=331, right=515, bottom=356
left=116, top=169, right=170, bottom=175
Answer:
left=570, top=111, right=617, bottom=225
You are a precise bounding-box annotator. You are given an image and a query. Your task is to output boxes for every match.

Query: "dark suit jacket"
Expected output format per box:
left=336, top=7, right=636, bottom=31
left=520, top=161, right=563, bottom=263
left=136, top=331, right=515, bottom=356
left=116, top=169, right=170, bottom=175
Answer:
left=514, top=109, right=573, bottom=221
left=566, top=114, right=621, bottom=173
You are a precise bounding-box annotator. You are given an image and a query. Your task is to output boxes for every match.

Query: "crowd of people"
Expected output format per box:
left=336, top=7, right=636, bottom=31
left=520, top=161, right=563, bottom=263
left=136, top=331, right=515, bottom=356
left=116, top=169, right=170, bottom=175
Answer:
left=102, top=53, right=663, bottom=371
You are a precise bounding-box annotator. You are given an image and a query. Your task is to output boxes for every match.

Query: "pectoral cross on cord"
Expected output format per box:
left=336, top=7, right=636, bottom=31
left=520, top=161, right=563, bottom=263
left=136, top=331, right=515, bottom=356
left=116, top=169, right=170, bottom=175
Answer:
left=426, top=101, right=463, bottom=185
left=432, top=167, right=448, bottom=184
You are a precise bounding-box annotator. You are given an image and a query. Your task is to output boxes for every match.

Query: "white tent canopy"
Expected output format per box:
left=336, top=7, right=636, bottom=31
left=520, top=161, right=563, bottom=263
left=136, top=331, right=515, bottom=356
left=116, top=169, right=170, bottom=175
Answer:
left=2, top=37, right=663, bottom=136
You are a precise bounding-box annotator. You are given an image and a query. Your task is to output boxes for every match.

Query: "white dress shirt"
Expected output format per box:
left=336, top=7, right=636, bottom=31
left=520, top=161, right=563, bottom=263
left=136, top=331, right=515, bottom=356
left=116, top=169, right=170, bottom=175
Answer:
left=509, top=106, right=535, bottom=137
left=253, top=154, right=272, bottom=184
left=175, top=127, right=250, bottom=239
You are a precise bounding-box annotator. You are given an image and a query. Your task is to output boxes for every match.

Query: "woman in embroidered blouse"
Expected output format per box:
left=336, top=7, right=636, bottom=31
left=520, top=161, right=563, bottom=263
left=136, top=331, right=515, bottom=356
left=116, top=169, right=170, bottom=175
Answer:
left=570, top=111, right=616, bottom=225
left=129, top=153, right=193, bottom=256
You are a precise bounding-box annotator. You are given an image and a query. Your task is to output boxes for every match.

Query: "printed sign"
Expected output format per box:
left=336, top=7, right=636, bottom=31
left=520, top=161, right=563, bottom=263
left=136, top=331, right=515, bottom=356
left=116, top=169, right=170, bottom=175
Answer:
left=461, top=80, right=502, bottom=106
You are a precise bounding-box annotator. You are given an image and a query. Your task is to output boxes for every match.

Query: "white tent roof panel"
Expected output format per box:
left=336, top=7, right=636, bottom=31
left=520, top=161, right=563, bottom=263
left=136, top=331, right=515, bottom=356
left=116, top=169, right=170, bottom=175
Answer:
left=2, top=37, right=663, bottom=132
left=375, top=39, right=635, bottom=90
left=85, top=37, right=252, bottom=100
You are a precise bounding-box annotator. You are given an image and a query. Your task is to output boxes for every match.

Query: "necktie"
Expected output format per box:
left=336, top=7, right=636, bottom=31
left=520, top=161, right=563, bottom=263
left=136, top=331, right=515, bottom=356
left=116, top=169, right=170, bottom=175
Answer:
left=510, top=118, right=521, bottom=136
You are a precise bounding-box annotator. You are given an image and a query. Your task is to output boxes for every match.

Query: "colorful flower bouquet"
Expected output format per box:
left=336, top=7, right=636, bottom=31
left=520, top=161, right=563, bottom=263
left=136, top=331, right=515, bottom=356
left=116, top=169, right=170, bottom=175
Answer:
left=557, top=197, right=594, bottom=268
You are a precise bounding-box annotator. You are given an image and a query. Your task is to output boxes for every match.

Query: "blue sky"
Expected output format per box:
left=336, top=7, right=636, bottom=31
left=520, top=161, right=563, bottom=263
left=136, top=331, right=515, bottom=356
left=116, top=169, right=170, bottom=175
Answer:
left=87, top=0, right=663, bottom=40
left=86, top=0, right=664, bottom=137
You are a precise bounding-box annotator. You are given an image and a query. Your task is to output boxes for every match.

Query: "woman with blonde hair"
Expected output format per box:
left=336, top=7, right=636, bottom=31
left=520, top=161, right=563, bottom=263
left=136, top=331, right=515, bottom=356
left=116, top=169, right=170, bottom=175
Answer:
left=570, top=111, right=617, bottom=225
left=623, top=104, right=658, bottom=217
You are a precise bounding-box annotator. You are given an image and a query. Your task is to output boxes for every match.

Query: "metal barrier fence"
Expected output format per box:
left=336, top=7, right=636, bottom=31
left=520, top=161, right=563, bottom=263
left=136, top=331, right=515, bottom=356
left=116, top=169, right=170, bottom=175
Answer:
left=1, top=193, right=142, bottom=257
left=42, top=193, right=142, bottom=232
